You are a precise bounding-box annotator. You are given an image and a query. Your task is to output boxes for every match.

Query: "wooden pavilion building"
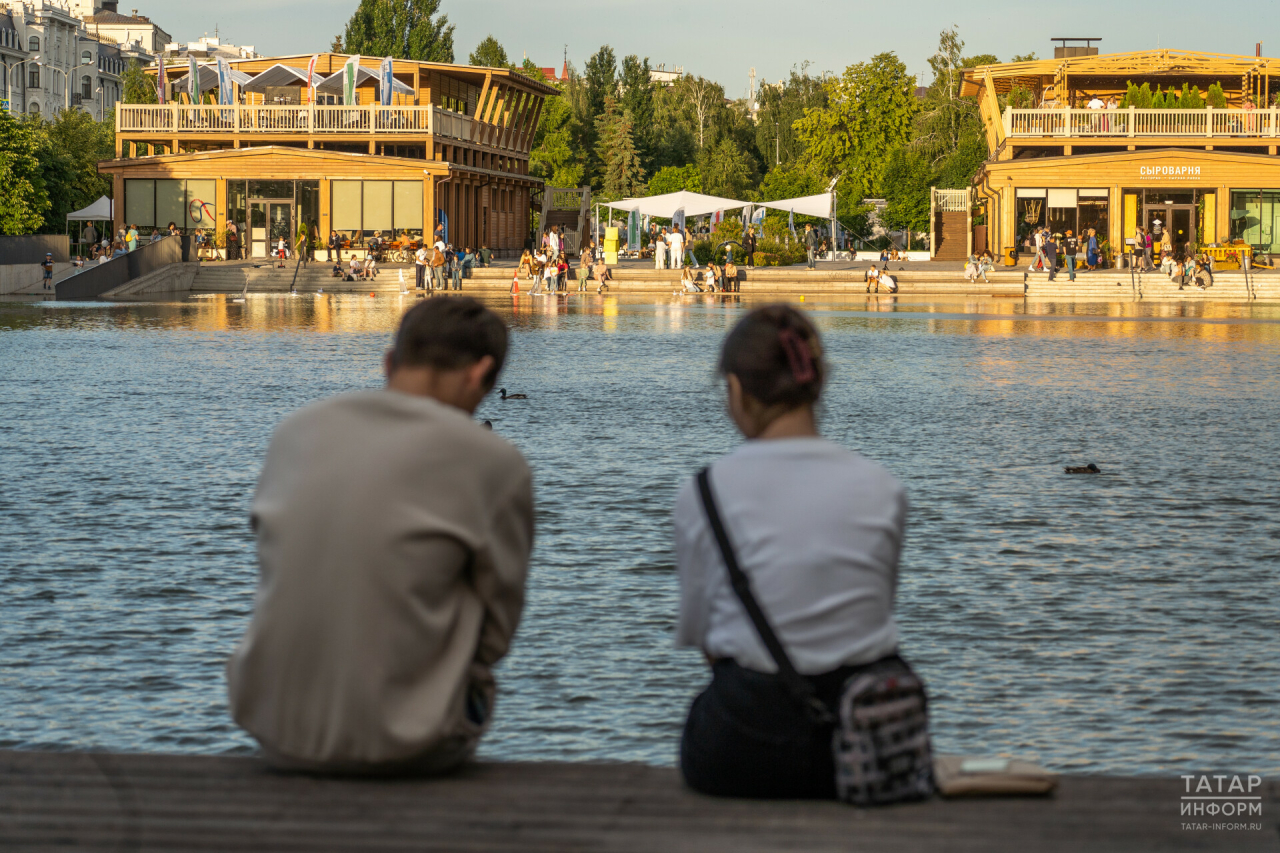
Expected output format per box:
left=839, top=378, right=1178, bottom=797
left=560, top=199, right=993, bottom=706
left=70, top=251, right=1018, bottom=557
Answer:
left=97, top=54, right=558, bottom=259
left=960, top=49, right=1280, bottom=264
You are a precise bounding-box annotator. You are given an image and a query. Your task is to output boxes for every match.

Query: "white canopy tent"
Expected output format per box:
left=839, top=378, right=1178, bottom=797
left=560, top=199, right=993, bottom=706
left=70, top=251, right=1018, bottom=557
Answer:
left=314, top=66, right=414, bottom=98
left=67, top=197, right=113, bottom=222
left=602, top=190, right=751, bottom=218
left=65, top=196, right=114, bottom=251
left=239, top=63, right=326, bottom=93
left=755, top=192, right=834, bottom=219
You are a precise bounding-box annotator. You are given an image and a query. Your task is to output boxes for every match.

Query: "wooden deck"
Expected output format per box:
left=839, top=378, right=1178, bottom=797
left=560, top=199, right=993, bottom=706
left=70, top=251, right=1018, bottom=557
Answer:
left=1, top=750, right=1274, bottom=851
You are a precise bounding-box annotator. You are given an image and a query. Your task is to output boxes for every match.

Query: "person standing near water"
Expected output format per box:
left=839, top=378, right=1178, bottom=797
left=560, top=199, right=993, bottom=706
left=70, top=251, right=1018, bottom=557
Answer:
left=227, top=298, right=534, bottom=775
left=674, top=305, right=913, bottom=799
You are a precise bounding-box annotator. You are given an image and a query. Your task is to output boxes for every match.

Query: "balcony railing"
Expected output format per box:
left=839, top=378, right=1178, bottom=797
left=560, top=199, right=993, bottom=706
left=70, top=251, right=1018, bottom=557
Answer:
left=117, top=104, right=519, bottom=150
left=1005, top=107, right=1280, bottom=139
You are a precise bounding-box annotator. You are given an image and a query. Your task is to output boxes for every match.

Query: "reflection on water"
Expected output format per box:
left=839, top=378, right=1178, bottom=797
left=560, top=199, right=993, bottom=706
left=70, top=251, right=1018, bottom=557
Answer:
left=1, top=293, right=1278, bottom=774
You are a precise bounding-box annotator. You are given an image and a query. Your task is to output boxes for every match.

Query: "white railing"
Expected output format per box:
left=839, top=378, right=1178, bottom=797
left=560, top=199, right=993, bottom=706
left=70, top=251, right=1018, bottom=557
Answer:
left=1005, top=107, right=1280, bottom=138
left=933, top=188, right=970, bottom=212
left=118, top=103, right=522, bottom=151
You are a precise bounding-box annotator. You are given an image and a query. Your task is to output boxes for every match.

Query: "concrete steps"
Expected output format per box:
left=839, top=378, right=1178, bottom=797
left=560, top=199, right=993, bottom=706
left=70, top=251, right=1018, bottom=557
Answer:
left=185, top=261, right=1280, bottom=301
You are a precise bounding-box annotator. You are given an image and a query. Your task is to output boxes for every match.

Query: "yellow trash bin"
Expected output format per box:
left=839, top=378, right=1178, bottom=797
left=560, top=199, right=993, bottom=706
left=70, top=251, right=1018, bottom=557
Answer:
left=1002, top=246, right=1018, bottom=266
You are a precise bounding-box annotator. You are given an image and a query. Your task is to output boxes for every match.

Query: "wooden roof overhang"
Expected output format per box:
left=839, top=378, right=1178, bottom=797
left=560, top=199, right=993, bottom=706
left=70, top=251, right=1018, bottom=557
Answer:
left=96, top=145, right=545, bottom=186
left=962, top=49, right=1280, bottom=98
left=972, top=146, right=1280, bottom=187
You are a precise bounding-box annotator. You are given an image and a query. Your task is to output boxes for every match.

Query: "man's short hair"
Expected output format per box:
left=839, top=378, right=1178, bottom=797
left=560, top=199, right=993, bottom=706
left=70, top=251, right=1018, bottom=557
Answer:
left=391, top=297, right=508, bottom=388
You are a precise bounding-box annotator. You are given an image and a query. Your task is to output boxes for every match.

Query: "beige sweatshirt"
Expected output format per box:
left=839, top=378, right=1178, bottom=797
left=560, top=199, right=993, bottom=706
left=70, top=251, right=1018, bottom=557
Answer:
left=226, top=389, right=534, bottom=770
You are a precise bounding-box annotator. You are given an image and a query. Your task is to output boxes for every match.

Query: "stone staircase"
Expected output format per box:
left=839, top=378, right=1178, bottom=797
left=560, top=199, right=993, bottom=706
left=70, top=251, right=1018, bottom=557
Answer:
left=186, top=260, right=1280, bottom=301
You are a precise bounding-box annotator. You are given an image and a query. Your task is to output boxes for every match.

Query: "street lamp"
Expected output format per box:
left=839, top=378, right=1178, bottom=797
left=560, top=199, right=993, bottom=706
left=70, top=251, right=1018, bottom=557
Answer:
left=64, top=60, right=98, bottom=112
left=5, top=54, right=40, bottom=114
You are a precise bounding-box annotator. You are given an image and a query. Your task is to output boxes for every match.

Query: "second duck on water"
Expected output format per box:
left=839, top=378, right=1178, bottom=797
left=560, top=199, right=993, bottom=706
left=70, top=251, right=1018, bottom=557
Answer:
left=500, top=388, right=527, bottom=400
left=1064, top=463, right=1101, bottom=474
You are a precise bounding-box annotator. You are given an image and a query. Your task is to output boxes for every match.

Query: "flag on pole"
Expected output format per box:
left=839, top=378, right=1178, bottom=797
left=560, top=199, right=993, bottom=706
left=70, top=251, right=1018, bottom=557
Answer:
left=711, top=209, right=724, bottom=225
left=740, top=204, right=752, bottom=238
left=306, top=54, right=319, bottom=104
left=156, top=55, right=167, bottom=104
left=187, top=57, right=198, bottom=104
left=672, top=208, right=685, bottom=231
left=344, top=55, right=361, bottom=106
left=627, top=209, right=640, bottom=250
left=217, top=58, right=232, bottom=106
left=379, top=57, right=393, bottom=107
left=788, top=209, right=796, bottom=237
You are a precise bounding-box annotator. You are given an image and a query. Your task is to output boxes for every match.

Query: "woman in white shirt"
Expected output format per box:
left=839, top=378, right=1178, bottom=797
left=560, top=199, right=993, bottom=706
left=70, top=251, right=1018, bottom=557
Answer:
left=674, top=304, right=910, bottom=799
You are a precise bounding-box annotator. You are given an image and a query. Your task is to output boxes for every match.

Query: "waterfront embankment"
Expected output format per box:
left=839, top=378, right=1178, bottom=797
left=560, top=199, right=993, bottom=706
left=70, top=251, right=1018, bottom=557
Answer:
left=2, top=750, right=1273, bottom=851
left=180, top=259, right=1280, bottom=302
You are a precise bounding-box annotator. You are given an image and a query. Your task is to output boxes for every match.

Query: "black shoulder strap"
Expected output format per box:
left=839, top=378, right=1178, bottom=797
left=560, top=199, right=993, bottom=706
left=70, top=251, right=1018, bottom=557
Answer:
left=695, top=468, right=833, bottom=724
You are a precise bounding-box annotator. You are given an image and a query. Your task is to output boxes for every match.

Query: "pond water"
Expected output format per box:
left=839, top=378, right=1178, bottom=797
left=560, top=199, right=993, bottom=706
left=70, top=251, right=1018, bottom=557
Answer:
left=1, top=293, right=1278, bottom=775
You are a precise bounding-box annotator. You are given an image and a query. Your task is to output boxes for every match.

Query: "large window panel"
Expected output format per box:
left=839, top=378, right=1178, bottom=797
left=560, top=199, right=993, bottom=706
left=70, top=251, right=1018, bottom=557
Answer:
left=124, top=179, right=155, bottom=228
left=186, top=180, right=217, bottom=230
left=363, top=181, right=393, bottom=232
left=331, top=181, right=362, bottom=231
left=156, top=179, right=186, bottom=230
left=393, top=181, right=423, bottom=231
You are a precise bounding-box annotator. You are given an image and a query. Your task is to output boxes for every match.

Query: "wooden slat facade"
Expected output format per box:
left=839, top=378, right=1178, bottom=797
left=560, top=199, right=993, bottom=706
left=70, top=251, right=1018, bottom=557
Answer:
left=109, top=54, right=558, bottom=253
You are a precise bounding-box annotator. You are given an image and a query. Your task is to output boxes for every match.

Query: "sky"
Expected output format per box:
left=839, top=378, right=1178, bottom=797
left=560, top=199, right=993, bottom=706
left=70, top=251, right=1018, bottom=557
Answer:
left=155, top=0, right=1278, bottom=96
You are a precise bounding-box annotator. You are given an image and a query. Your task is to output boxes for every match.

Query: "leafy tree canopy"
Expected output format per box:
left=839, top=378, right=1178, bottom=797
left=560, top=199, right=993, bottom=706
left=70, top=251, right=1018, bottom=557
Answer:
left=754, top=65, right=827, bottom=168
left=648, top=164, right=702, bottom=196
left=122, top=60, right=157, bottom=105
left=794, top=52, right=918, bottom=198
left=698, top=137, right=755, bottom=199
left=469, top=35, right=508, bottom=68
left=594, top=96, right=646, bottom=198
left=339, top=0, right=454, bottom=62
left=0, top=113, right=49, bottom=234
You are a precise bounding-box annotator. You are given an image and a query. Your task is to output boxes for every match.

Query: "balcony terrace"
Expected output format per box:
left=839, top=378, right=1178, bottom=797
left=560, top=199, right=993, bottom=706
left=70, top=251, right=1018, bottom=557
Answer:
left=116, top=103, right=529, bottom=151
left=1004, top=107, right=1280, bottom=139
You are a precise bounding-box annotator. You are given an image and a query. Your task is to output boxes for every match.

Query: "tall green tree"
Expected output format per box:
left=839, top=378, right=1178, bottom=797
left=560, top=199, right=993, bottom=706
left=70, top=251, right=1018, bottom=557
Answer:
left=619, top=54, right=654, bottom=164
left=698, top=137, right=754, bottom=198
left=122, top=60, right=157, bottom=105
left=594, top=97, right=645, bottom=198
left=468, top=35, right=508, bottom=67
left=339, top=0, right=454, bottom=62
left=41, top=110, right=114, bottom=230
left=531, top=87, right=586, bottom=188
left=794, top=52, right=918, bottom=198
left=754, top=65, right=827, bottom=168
left=880, top=147, right=933, bottom=235
left=0, top=113, right=49, bottom=234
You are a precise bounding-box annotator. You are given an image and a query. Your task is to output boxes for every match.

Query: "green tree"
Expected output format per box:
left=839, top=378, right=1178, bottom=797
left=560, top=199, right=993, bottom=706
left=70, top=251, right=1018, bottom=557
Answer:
left=880, top=147, right=933, bottom=235
left=594, top=96, right=645, bottom=198
left=583, top=45, right=617, bottom=120
left=647, top=164, right=701, bottom=195
left=122, top=60, right=157, bottom=105
left=339, top=0, right=454, bottom=62
left=912, top=28, right=983, bottom=167
left=677, top=74, right=722, bottom=149
left=0, top=113, right=49, bottom=234
left=531, top=89, right=586, bottom=187
left=756, top=160, right=824, bottom=202
left=468, top=34, right=508, bottom=68
left=698, top=137, right=755, bottom=199
left=619, top=54, right=654, bottom=164
left=754, top=65, right=827, bottom=168
left=40, top=109, right=114, bottom=231
left=1010, top=52, right=1038, bottom=63
left=649, top=83, right=698, bottom=169
left=794, top=52, right=919, bottom=198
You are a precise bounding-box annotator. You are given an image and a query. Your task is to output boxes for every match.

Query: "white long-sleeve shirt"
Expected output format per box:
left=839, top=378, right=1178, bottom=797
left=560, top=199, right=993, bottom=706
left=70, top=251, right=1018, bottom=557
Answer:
left=674, top=438, right=905, bottom=675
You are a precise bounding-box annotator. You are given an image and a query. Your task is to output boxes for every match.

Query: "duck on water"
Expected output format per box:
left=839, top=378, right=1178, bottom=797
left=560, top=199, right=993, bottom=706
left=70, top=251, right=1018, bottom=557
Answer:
left=1064, top=463, right=1101, bottom=474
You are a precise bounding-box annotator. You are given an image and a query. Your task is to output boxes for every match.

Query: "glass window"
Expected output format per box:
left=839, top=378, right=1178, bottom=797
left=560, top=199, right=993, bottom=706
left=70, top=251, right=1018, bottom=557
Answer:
left=28, top=36, right=38, bottom=52
left=296, top=181, right=320, bottom=237
left=1229, top=190, right=1280, bottom=254
left=393, top=181, right=423, bottom=231
left=332, top=181, right=362, bottom=232
left=1144, top=189, right=1195, bottom=205
left=1077, top=199, right=1109, bottom=242
left=186, top=180, right=217, bottom=230
left=363, top=181, right=393, bottom=232
left=1015, top=195, right=1046, bottom=244
left=227, top=180, right=247, bottom=235
left=124, top=179, right=155, bottom=228
left=156, top=179, right=185, bottom=231
left=82, top=75, right=92, bottom=100
left=29, top=68, right=39, bottom=88
left=82, top=50, right=93, bottom=65
left=248, top=180, right=294, bottom=200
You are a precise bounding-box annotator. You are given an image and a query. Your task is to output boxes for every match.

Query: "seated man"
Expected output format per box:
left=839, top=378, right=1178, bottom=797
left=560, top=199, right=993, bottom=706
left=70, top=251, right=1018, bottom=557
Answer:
left=227, top=298, right=535, bottom=775
left=478, top=245, right=493, bottom=267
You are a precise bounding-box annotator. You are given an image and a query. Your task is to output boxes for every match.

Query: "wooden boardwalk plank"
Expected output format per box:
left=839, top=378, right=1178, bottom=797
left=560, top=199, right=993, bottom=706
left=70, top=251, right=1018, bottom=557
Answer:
left=0, top=751, right=1274, bottom=852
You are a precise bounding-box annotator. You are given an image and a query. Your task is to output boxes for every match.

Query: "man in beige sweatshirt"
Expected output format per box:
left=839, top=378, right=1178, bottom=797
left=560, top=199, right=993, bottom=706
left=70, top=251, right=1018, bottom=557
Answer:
left=227, top=297, right=534, bottom=774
